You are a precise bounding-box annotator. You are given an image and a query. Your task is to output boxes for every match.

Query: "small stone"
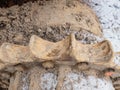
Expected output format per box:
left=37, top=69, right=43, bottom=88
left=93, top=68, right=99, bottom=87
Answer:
left=13, top=33, right=24, bottom=43
left=77, top=62, right=89, bottom=71
left=75, top=33, right=84, bottom=40
left=42, top=61, right=54, bottom=69
left=0, top=22, right=6, bottom=29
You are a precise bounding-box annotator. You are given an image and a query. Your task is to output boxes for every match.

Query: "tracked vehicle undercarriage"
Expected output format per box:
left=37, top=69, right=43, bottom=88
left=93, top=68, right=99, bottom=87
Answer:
left=0, top=0, right=120, bottom=90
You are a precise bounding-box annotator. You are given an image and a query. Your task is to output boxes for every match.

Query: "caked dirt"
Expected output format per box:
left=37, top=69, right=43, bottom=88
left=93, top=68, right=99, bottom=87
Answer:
left=0, top=0, right=103, bottom=46
left=0, top=0, right=118, bottom=90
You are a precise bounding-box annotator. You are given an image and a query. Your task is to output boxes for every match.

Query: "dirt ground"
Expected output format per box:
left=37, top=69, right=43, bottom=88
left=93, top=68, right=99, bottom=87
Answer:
left=0, top=0, right=117, bottom=90
left=0, top=0, right=103, bottom=46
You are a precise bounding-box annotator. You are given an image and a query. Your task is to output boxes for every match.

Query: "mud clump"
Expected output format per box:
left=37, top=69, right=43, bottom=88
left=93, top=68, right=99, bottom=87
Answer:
left=0, top=0, right=103, bottom=46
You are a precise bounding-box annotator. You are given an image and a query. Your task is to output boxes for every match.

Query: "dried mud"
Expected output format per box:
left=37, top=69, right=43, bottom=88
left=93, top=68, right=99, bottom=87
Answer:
left=0, top=0, right=103, bottom=46
left=0, top=0, right=117, bottom=90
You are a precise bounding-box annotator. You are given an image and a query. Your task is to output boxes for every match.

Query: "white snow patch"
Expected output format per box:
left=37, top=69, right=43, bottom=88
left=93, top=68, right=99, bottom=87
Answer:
left=62, top=73, right=115, bottom=90
left=40, top=73, right=57, bottom=90
left=22, top=73, right=29, bottom=90
left=114, top=53, right=120, bottom=66
left=84, top=0, right=120, bottom=52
